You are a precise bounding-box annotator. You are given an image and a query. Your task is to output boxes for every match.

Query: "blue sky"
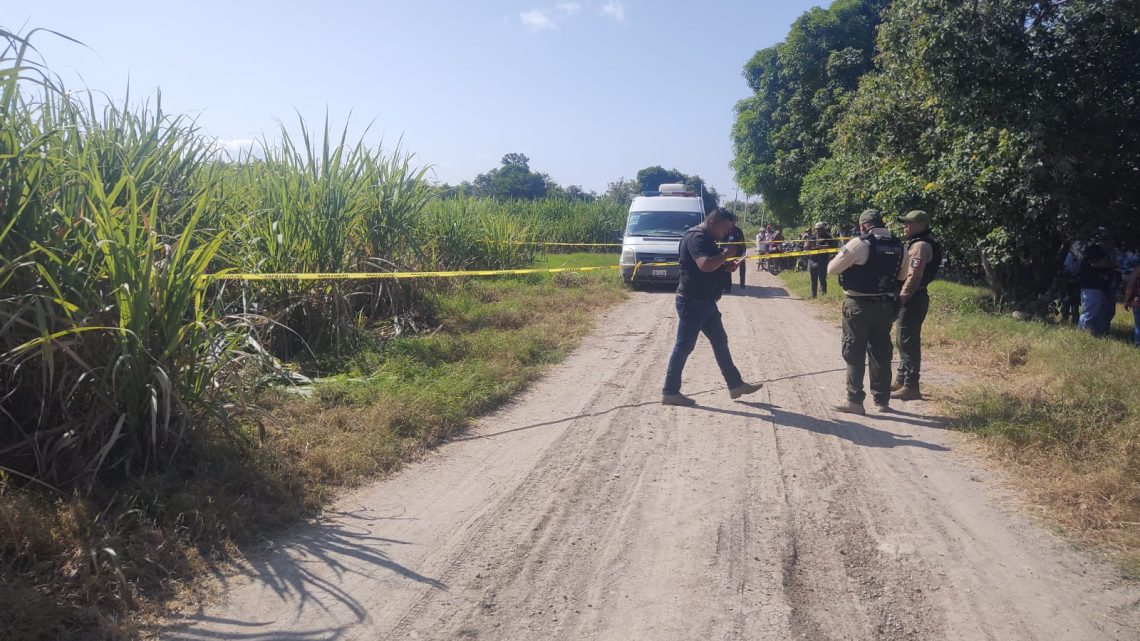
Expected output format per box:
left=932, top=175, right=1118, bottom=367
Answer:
left=17, top=1, right=821, bottom=197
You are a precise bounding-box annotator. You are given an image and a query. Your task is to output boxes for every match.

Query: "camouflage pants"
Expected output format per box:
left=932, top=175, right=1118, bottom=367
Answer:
left=842, top=295, right=897, bottom=405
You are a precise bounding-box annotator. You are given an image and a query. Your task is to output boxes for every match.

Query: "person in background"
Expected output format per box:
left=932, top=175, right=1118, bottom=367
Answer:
left=771, top=228, right=786, bottom=269
left=1059, top=242, right=1083, bottom=326
left=827, top=210, right=907, bottom=414
left=1125, top=265, right=1140, bottom=346
left=1078, top=244, right=1119, bottom=337
left=722, top=223, right=746, bottom=292
left=798, top=228, right=813, bottom=271
left=761, top=224, right=775, bottom=255
left=661, top=208, right=763, bottom=406
left=806, top=221, right=833, bottom=298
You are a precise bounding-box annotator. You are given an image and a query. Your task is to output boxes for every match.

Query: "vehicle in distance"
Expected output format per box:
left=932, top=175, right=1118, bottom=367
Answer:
left=618, top=183, right=705, bottom=286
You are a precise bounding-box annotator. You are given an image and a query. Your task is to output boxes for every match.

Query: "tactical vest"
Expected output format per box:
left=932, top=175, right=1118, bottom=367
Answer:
left=838, top=232, right=904, bottom=295
left=906, top=230, right=942, bottom=288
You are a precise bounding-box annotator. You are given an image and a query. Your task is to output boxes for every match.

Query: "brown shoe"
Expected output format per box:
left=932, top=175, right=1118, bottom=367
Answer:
left=832, top=401, right=866, bottom=416
left=729, top=382, right=764, bottom=399
left=890, top=380, right=905, bottom=392
left=890, top=387, right=921, bottom=401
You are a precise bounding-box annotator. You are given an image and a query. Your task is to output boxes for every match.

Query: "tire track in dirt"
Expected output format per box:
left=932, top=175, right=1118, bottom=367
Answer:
left=745, top=286, right=946, bottom=640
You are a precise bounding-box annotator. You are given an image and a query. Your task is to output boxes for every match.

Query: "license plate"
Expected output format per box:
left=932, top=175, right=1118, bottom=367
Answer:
left=652, top=269, right=667, bottom=277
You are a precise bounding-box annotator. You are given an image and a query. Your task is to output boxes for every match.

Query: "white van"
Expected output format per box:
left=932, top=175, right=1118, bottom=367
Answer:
left=618, top=183, right=705, bottom=285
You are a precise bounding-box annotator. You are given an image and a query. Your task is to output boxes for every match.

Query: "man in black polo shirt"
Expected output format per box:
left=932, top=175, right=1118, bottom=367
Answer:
left=662, top=208, right=764, bottom=406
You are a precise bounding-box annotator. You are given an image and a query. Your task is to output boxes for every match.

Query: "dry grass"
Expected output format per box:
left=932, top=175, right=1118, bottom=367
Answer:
left=933, top=314, right=1140, bottom=575
left=1, top=262, right=626, bottom=640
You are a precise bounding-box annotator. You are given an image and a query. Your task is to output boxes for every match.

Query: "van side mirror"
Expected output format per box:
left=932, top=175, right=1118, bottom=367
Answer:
left=613, top=229, right=623, bottom=243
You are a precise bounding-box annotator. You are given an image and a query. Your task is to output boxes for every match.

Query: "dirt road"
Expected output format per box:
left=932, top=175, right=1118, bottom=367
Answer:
left=165, top=273, right=1139, bottom=641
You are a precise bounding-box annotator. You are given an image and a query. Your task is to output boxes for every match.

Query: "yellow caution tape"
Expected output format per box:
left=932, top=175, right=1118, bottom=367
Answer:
left=497, top=237, right=856, bottom=248
left=205, top=265, right=624, bottom=282
left=740, top=247, right=839, bottom=261
left=497, top=240, right=623, bottom=247
left=629, top=260, right=679, bottom=281
left=718, top=236, right=854, bottom=246
left=204, top=246, right=840, bottom=282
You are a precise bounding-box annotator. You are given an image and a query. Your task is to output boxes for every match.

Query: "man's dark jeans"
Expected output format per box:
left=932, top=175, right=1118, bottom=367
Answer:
left=842, top=295, right=896, bottom=405
left=895, top=288, right=930, bottom=389
left=1061, top=280, right=1080, bottom=325
left=808, top=260, right=827, bottom=297
left=663, top=295, right=743, bottom=395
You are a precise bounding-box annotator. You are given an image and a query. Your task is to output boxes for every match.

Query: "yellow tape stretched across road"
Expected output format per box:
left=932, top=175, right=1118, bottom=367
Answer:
left=206, top=265, right=624, bottom=282
left=718, top=236, right=853, bottom=246
left=497, top=237, right=855, bottom=248
left=627, top=247, right=839, bottom=280
left=204, top=246, right=839, bottom=282
left=497, top=240, right=624, bottom=247
left=740, top=247, right=839, bottom=261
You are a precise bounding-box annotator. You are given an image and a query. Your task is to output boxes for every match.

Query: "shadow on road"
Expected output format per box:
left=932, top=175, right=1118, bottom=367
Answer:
left=163, top=617, right=350, bottom=641
left=703, top=401, right=950, bottom=452
left=162, top=509, right=445, bottom=640
left=454, top=368, right=851, bottom=442
left=729, top=283, right=792, bottom=299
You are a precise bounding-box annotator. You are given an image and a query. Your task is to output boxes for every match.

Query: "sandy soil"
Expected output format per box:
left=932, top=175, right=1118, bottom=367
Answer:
left=163, top=272, right=1140, bottom=641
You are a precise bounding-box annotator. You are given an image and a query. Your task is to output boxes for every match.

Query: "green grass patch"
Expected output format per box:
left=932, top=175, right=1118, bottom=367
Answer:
left=776, top=269, right=845, bottom=315
left=534, top=251, right=620, bottom=269
left=264, top=261, right=626, bottom=495
left=782, top=270, right=1140, bottom=574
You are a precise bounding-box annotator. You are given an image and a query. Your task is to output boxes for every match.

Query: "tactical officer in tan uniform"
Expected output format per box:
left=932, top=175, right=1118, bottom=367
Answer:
left=892, top=210, right=942, bottom=400
left=827, top=210, right=907, bottom=415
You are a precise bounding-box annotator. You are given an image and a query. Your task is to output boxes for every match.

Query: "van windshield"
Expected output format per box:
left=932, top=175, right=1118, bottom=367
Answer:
left=625, top=211, right=702, bottom=238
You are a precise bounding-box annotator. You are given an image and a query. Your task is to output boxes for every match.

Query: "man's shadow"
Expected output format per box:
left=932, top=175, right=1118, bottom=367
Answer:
left=695, top=400, right=949, bottom=451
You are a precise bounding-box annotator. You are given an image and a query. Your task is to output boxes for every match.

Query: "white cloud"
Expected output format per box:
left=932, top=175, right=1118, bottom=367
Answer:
left=214, top=137, right=257, bottom=159
left=520, top=2, right=585, bottom=33
left=555, top=2, right=582, bottom=16
left=600, top=0, right=626, bottom=22
left=520, top=9, right=558, bottom=32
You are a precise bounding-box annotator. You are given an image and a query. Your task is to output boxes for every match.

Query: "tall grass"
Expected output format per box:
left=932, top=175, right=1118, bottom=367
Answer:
left=0, top=27, right=625, bottom=490
left=515, top=198, right=625, bottom=246
left=0, top=31, right=246, bottom=488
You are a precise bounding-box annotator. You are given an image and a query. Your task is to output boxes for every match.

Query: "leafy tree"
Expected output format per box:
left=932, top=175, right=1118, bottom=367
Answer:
left=501, top=152, right=531, bottom=168
left=563, top=185, right=596, bottom=202
left=635, top=165, right=720, bottom=211
left=434, top=181, right=476, bottom=199
left=801, top=0, right=1140, bottom=302
left=472, top=153, right=552, bottom=200
left=603, top=178, right=640, bottom=206
left=731, top=0, right=888, bottom=225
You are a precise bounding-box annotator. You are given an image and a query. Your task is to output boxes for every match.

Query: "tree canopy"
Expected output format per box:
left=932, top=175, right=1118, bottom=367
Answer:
left=733, top=0, right=1140, bottom=302
left=731, top=0, right=888, bottom=223
left=634, top=165, right=720, bottom=212
left=470, top=153, right=552, bottom=200
left=437, top=153, right=597, bottom=201
left=801, top=0, right=1140, bottom=300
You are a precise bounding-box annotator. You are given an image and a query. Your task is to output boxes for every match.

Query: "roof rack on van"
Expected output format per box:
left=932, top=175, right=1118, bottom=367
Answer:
left=641, top=190, right=697, bottom=197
